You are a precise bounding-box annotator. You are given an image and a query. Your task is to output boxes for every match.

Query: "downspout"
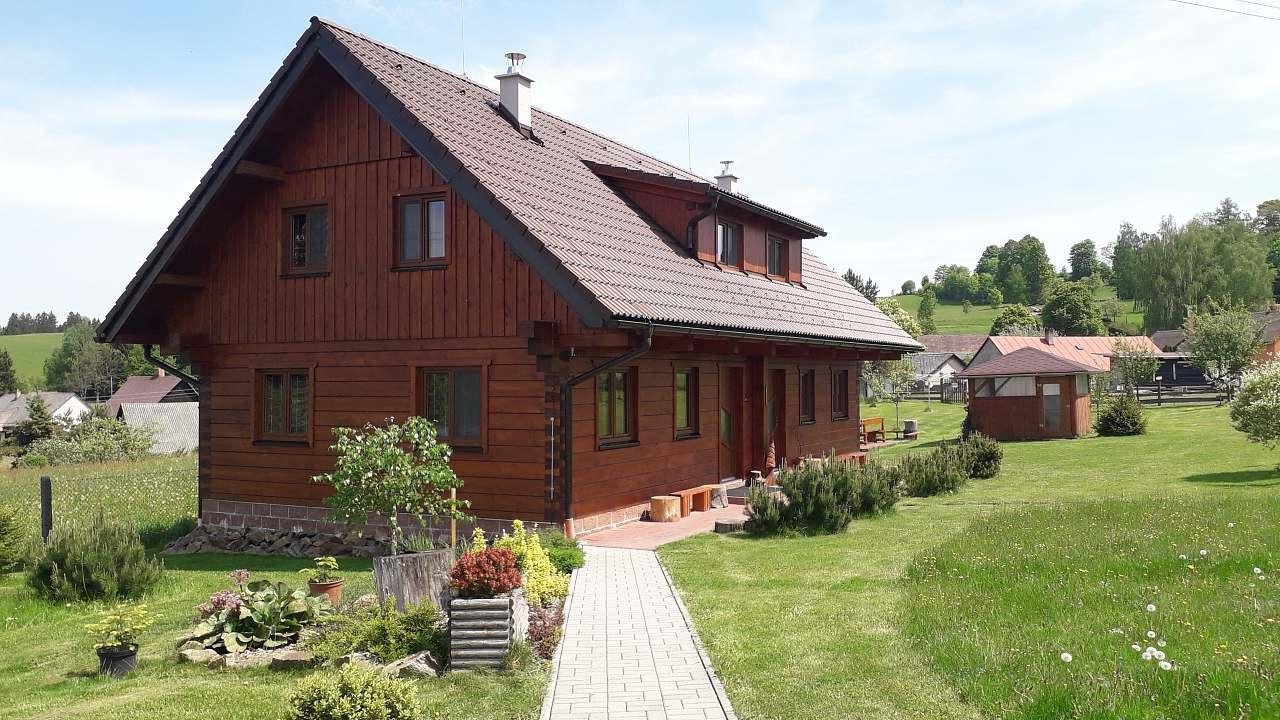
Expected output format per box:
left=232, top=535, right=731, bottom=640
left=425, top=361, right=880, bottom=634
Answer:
left=143, top=345, right=200, bottom=387
left=685, top=192, right=720, bottom=253
left=558, top=324, right=653, bottom=530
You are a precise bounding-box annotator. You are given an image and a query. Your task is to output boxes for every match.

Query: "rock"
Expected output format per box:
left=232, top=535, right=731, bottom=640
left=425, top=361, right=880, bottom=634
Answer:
left=225, top=651, right=274, bottom=669
left=177, top=640, right=205, bottom=652
left=178, top=648, right=222, bottom=666
left=336, top=651, right=382, bottom=669
left=383, top=651, right=441, bottom=678
left=350, top=593, right=381, bottom=612
left=268, top=649, right=317, bottom=671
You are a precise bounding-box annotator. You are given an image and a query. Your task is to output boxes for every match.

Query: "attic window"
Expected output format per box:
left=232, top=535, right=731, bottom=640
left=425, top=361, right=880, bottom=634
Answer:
left=716, top=221, right=742, bottom=267
left=768, top=235, right=787, bottom=277
left=395, top=194, right=447, bottom=268
left=282, top=205, right=329, bottom=276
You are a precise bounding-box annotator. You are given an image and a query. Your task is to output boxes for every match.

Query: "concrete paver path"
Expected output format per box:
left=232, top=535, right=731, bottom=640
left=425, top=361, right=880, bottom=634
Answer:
left=541, top=546, right=735, bottom=720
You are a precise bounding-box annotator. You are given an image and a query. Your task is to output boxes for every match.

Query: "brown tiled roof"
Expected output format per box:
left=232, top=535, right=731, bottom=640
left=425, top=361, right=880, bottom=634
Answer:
left=105, top=374, right=190, bottom=416
left=1149, top=330, right=1187, bottom=352
left=920, top=334, right=988, bottom=355
left=100, top=19, right=920, bottom=352
left=958, top=347, right=1100, bottom=378
left=983, top=335, right=1159, bottom=372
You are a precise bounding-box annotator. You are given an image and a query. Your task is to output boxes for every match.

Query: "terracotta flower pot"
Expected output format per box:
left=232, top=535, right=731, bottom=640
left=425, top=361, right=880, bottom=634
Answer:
left=97, top=645, right=138, bottom=678
left=308, top=579, right=344, bottom=606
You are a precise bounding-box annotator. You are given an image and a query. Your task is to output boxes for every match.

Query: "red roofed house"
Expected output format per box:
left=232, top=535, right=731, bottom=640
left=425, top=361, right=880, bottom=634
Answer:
left=105, top=370, right=198, bottom=417
left=957, top=346, right=1102, bottom=440
left=96, top=19, right=920, bottom=537
left=970, top=334, right=1161, bottom=373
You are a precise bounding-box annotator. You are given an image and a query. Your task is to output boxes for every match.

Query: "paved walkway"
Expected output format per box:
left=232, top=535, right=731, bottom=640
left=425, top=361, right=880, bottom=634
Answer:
left=580, top=506, right=746, bottom=550
left=541, top=546, right=736, bottom=720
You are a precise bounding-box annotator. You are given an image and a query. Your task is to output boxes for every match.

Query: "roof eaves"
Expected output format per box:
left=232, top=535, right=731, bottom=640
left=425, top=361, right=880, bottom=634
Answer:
left=610, top=316, right=924, bottom=353
left=710, top=187, right=826, bottom=238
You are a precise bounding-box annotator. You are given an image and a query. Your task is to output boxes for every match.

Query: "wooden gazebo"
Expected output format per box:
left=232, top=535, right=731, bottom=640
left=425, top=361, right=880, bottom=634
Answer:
left=957, top=347, right=1100, bottom=440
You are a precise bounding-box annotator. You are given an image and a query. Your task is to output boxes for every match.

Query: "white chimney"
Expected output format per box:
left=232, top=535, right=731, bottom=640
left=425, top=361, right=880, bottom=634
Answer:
left=714, top=160, right=739, bottom=193
left=495, top=52, right=533, bottom=128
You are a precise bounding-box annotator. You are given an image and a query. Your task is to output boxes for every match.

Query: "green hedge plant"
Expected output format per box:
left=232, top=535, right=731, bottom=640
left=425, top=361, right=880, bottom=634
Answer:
left=307, top=598, right=445, bottom=664
left=26, top=511, right=164, bottom=602
left=283, top=665, right=421, bottom=720
left=747, top=458, right=901, bottom=536
left=189, top=574, right=330, bottom=653
left=1096, top=394, right=1147, bottom=436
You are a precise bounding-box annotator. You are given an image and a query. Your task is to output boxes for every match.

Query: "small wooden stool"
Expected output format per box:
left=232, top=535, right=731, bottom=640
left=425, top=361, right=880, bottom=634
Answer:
left=650, top=495, right=681, bottom=523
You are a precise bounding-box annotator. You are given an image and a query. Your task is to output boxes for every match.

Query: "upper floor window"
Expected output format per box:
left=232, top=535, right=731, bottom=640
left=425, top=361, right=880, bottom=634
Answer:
left=674, top=367, right=699, bottom=439
left=832, top=368, right=850, bottom=420
left=283, top=206, right=329, bottom=275
left=257, top=369, right=310, bottom=442
left=396, top=195, right=447, bottom=267
left=597, top=367, right=637, bottom=448
left=799, top=369, right=815, bottom=424
left=716, top=221, right=742, bottom=266
left=421, top=367, right=483, bottom=447
left=768, top=235, right=787, bottom=277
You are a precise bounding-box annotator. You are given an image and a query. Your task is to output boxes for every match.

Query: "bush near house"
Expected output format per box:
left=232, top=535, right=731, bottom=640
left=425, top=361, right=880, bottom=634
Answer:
left=536, top=528, right=585, bottom=574
left=25, top=511, right=165, bottom=602
left=282, top=665, right=422, bottom=720
left=306, top=599, right=445, bottom=664
left=747, top=458, right=902, bottom=536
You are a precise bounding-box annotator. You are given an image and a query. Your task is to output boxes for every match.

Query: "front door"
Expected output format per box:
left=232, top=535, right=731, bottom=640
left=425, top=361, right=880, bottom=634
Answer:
left=719, top=365, right=744, bottom=480
left=1039, top=378, right=1066, bottom=436
left=767, top=368, right=787, bottom=471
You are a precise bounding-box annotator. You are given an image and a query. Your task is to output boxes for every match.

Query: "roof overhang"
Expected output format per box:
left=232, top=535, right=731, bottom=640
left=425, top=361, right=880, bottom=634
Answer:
left=610, top=317, right=923, bottom=354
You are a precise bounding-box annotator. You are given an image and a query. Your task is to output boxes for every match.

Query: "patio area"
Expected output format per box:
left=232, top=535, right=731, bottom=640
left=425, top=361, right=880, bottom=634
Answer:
left=579, top=505, right=746, bottom=551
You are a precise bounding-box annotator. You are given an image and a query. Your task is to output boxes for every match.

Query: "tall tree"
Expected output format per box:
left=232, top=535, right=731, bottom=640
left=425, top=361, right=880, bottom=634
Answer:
left=1041, top=281, right=1106, bottom=336
left=842, top=269, right=879, bottom=302
left=0, top=349, right=16, bottom=394
left=1208, top=197, right=1248, bottom=227
left=1256, top=199, right=1280, bottom=298
left=916, top=288, right=939, bottom=335
left=1110, top=339, right=1159, bottom=394
left=42, top=321, right=154, bottom=400
left=1068, top=240, right=1099, bottom=281
left=899, top=279, right=916, bottom=295
left=1185, top=299, right=1264, bottom=396
left=1106, top=223, right=1148, bottom=300
left=14, top=395, right=59, bottom=447
left=990, top=304, right=1040, bottom=336
left=975, top=245, right=1001, bottom=276
left=936, top=265, right=977, bottom=302
left=994, top=236, right=1055, bottom=304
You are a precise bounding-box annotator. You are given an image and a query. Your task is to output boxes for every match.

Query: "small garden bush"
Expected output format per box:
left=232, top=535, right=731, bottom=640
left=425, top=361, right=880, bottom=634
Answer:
left=961, top=433, right=1003, bottom=478
left=188, top=569, right=331, bottom=653
left=1096, top=393, right=1147, bottom=436
left=747, top=458, right=901, bottom=536
left=537, top=528, right=585, bottom=574
left=283, top=665, right=421, bottom=720
left=24, top=417, right=153, bottom=466
left=492, top=520, right=568, bottom=605
left=528, top=602, right=565, bottom=660
left=0, top=503, right=22, bottom=571
left=25, top=511, right=164, bottom=602
left=308, top=599, right=445, bottom=663
left=449, top=547, right=521, bottom=598
left=897, top=446, right=968, bottom=497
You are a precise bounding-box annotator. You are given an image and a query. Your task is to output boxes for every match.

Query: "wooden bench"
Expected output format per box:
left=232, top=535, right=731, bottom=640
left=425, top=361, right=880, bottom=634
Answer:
left=673, top=485, right=715, bottom=517
left=861, top=417, right=886, bottom=443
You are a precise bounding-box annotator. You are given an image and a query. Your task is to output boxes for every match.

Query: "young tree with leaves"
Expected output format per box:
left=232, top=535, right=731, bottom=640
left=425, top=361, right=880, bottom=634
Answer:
left=864, top=358, right=916, bottom=428
left=874, top=298, right=922, bottom=338
left=1041, top=281, right=1105, bottom=336
left=899, top=279, right=916, bottom=295
left=1230, top=362, right=1280, bottom=453
left=1068, top=240, right=1099, bottom=280
left=990, top=304, right=1041, bottom=336
left=1110, top=339, right=1159, bottom=394
left=916, top=288, right=939, bottom=335
left=1185, top=300, right=1264, bottom=397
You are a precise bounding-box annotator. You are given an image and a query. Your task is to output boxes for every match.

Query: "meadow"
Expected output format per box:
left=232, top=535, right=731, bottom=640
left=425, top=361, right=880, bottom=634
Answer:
left=661, top=401, right=1279, bottom=719
left=0, top=332, right=62, bottom=387
left=887, top=284, right=1144, bottom=336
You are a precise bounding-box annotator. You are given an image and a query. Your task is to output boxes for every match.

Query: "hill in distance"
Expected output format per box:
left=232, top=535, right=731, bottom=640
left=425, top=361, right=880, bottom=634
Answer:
left=0, top=333, right=61, bottom=388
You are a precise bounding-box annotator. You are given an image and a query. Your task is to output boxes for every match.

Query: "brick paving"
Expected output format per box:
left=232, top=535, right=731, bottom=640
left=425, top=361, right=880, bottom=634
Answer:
left=579, top=505, right=746, bottom=551
left=541, top=546, right=735, bottom=720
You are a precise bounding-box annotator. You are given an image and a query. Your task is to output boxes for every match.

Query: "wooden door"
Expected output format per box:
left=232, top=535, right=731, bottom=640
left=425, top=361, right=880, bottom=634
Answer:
left=767, top=368, right=787, bottom=470
left=1038, top=378, right=1067, bottom=437
left=719, top=365, right=744, bottom=480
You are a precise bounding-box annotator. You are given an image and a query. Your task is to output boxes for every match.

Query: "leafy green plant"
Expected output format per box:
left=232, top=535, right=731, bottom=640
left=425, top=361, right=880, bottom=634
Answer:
left=493, top=520, right=568, bottom=605
left=307, top=598, right=445, bottom=664
left=897, top=446, right=968, bottom=497
left=501, top=641, right=538, bottom=673
left=1231, top=361, right=1280, bottom=449
left=537, top=528, right=585, bottom=574
left=0, top=503, right=22, bottom=571
left=1096, top=394, right=1147, bottom=436
left=313, top=417, right=470, bottom=555
left=282, top=665, right=421, bottom=720
left=18, top=453, right=47, bottom=468
left=85, top=603, right=155, bottom=651
left=528, top=602, right=565, bottom=660
left=25, top=511, right=164, bottom=602
left=188, top=578, right=330, bottom=653
left=299, top=556, right=341, bottom=584
left=746, top=458, right=902, bottom=536
left=961, top=433, right=1003, bottom=479
left=401, top=532, right=438, bottom=552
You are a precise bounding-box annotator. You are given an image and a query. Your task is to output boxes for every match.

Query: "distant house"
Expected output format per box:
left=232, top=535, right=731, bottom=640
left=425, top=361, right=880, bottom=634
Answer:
left=969, top=334, right=1161, bottom=375
left=910, top=352, right=966, bottom=389
left=919, top=334, right=987, bottom=361
left=1149, top=329, right=1187, bottom=352
left=105, top=370, right=198, bottom=417
left=118, top=402, right=199, bottom=454
left=958, top=347, right=1101, bottom=440
left=0, top=391, right=92, bottom=441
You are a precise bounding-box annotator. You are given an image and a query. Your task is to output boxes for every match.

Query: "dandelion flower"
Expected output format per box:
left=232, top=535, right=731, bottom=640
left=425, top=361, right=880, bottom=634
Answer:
left=1146, top=603, right=1157, bottom=612
left=1179, top=554, right=1187, bottom=560
left=1154, top=650, right=1166, bottom=661
left=1146, top=630, right=1157, bottom=639
left=1254, top=567, right=1263, bottom=575
left=1159, top=660, right=1173, bottom=670
left=1157, top=639, right=1166, bottom=648
left=1060, top=652, right=1073, bottom=663
left=1142, top=649, right=1154, bottom=661
left=1200, top=549, right=1209, bottom=557
left=1131, top=643, right=1142, bottom=652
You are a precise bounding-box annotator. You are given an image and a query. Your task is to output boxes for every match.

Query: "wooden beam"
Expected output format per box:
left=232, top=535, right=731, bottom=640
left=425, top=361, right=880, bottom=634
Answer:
left=154, top=273, right=207, bottom=288
left=234, top=160, right=286, bottom=182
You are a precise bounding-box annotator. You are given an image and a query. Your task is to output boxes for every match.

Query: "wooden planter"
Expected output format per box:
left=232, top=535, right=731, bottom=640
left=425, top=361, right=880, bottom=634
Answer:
left=449, top=589, right=529, bottom=670
left=373, top=549, right=453, bottom=611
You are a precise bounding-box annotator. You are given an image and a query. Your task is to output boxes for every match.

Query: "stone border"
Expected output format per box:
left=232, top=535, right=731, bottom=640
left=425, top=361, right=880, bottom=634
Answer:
left=656, top=555, right=739, bottom=720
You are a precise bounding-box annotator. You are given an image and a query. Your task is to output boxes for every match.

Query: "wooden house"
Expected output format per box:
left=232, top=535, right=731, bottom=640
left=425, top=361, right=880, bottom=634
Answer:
left=957, top=347, right=1099, bottom=440
left=97, top=19, right=919, bottom=536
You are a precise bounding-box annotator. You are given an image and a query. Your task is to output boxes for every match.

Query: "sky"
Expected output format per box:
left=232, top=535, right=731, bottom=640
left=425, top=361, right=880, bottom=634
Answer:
left=1, top=0, right=1278, bottom=321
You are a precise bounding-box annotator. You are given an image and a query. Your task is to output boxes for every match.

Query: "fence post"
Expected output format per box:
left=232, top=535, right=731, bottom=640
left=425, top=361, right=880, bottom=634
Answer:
left=40, top=476, right=53, bottom=542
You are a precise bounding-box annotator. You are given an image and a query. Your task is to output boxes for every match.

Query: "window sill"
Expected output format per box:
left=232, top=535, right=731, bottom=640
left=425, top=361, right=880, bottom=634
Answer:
left=253, top=437, right=312, bottom=447
left=597, top=438, right=640, bottom=451
left=832, top=415, right=851, bottom=422
left=393, top=261, right=448, bottom=272
left=674, top=431, right=701, bottom=441
left=799, top=419, right=816, bottom=426
left=280, top=270, right=330, bottom=279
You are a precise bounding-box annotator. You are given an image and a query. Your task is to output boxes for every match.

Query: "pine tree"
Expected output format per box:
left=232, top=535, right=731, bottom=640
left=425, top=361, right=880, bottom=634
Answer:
left=917, top=288, right=939, bottom=335
left=15, top=395, right=59, bottom=447
left=0, top=349, right=16, bottom=395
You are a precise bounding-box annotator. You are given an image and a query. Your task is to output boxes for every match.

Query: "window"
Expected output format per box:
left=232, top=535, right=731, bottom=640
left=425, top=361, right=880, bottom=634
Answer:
left=716, top=221, right=742, bottom=266
left=832, top=368, right=850, bottom=420
left=421, top=368, right=483, bottom=446
left=674, top=367, right=699, bottom=439
left=396, top=195, right=447, bottom=267
left=596, top=367, right=637, bottom=447
left=283, top=206, right=329, bottom=274
left=995, top=376, right=1036, bottom=397
left=799, top=369, right=815, bottom=424
left=768, top=235, right=786, bottom=276
left=257, top=370, right=310, bottom=441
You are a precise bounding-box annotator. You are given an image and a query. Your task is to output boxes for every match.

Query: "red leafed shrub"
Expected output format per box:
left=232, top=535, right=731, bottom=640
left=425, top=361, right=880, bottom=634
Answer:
left=449, top=547, right=521, bottom=598
left=528, top=600, right=565, bottom=660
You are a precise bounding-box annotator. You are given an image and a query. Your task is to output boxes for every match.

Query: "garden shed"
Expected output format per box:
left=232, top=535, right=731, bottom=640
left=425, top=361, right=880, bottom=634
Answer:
left=958, top=347, right=1099, bottom=440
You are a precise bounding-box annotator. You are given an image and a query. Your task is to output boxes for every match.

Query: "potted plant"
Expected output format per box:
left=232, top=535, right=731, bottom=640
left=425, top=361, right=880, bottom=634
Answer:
left=300, top=556, right=344, bottom=604
left=85, top=603, right=155, bottom=677
left=313, top=416, right=471, bottom=610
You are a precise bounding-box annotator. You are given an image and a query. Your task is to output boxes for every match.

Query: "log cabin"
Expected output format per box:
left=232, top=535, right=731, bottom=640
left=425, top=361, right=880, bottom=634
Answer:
left=98, top=18, right=920, bottom=537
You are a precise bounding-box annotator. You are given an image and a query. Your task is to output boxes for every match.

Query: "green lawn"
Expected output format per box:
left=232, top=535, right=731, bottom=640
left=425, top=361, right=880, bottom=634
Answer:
left=0, top=332, right=61, bottom=387
left=889, top=294, right=997, bottom=334
left=0, top=455, right=547, bottom=720
left=660, top=401, right=1279, bottom=719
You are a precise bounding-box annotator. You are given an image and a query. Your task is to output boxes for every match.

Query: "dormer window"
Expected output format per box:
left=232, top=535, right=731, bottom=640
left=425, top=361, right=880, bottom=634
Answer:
left=716, top=221, right=742, bottom=266
left=768, top=235, right=786, bottom=277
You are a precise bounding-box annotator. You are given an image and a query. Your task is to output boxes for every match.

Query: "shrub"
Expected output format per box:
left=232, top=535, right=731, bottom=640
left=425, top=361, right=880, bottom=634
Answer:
left=283, top=665, right=421, bottom=720
left=24, top=417, right=153, bottom=466
left=26, top=511, right=164, bottom=602
left=493, top=520, right=568, bottom=605
left=897, top=447, right=968, bottom=497
left=528, top=602, right=565, bottom=660
left=962, top=433, right=1003, bottom=478
left=19, top=453, right=48, bottom=468
left=188, top=573, right=331, bottom=653
left=537, top=529, right=585, bottom=574
left=0, top=503, right=22, bottom=571
left=746, top=458, right=901, bottom=536
left=1096, top=393, right=1147, bottom=436
left=308, top=598, right=445, bottom=663
left=450, top=547, right=521, bottom=598
left=501, top=641, right=538, bottom=673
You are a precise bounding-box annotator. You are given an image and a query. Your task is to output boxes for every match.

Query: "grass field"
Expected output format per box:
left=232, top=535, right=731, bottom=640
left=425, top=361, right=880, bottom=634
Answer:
left=660, top=401, right=1279, bottom=719
left=888, top=285, right=1146, bottom=336
left=0, top=455, right=547, bottom=720
left=0, top=332, right=61, bottom=387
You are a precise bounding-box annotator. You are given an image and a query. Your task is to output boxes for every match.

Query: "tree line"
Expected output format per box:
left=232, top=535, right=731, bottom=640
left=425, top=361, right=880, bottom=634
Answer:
left=2, top=311, right=89, bottom=335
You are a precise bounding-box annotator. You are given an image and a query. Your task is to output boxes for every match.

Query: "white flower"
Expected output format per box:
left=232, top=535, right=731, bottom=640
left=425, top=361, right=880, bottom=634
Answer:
left=1159, top=660, right=1173, bottom=670
left=1199, top=549, right=1209, bottom=557
left=1142, top=649, right=1155, bottom=661
left=1146, top=630, right=1157, bottom=639
left=1228, top=522, right=1236, bottom=528
left=1178, top=554, right=1187, bottom=560
left=1060, top=652, right=1073, bottom=663
left=1146, top=603, right=1156, bottom=612
left=1157, top=639, right=1166, bottom=648
left=1131, top=643, right=1142, bottom=652
left=1254, top=567, right=1263, bottom=575
left=1154, top=650, right=1166, bottom=661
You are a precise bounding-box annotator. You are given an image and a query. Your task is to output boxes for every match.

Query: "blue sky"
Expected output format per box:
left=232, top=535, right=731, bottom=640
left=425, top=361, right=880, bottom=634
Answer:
left=2, top=0, right=1278, bottom=320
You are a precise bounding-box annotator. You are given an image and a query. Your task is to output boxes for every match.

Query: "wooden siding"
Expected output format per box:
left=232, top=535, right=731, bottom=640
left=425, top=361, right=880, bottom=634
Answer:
left=966, top=375, right=1091, bottom=440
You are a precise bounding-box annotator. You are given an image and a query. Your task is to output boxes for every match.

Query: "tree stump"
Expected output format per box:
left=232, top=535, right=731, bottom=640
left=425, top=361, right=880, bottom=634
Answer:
left=650, top=495, right=680, bottom=523
left=373, top=549, right=453, bottom=611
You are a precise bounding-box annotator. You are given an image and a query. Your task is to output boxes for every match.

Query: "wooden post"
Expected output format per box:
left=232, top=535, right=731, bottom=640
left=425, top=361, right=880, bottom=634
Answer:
left=40, top=476, right=52, bottom=541
left=450, top=487, right=457, bottom=554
